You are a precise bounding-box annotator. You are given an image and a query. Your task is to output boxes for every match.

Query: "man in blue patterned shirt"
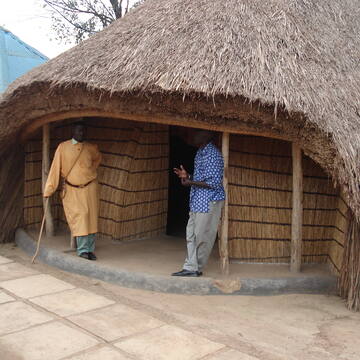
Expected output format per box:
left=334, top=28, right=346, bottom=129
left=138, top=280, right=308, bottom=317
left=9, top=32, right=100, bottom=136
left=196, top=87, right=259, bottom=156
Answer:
left=172, top=130, right=225, bottom=277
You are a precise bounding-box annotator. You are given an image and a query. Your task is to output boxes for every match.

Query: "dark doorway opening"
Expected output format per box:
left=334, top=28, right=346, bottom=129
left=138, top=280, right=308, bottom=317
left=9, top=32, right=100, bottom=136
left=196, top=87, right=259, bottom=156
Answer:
left=166, top=126, right=197, bottom=237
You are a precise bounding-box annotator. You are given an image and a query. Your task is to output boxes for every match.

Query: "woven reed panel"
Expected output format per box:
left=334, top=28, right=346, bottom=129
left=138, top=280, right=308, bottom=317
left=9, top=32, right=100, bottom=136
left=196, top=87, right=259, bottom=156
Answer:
left=24, top=125, right=70, bottom=230
left=24, top=130, right=43, bottom=229
left=328, top=193, right=348, bottom=274
left=24, top=118, right=169, bottom=242
left=228, top=134, right=339, bottom=264
left=0, top=145, right=24, bottom=243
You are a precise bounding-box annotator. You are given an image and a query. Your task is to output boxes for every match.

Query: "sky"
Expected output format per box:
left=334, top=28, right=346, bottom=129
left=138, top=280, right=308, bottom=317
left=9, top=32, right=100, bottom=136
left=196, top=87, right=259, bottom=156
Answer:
left=0, top=0, right=75, bottom=58
left=0, top=0, right=137, bottom=59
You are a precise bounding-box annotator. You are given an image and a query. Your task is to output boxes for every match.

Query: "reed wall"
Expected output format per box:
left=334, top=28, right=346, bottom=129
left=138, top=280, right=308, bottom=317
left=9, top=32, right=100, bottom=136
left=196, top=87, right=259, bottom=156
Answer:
left=0, top=145, right=24, bottom=243
left=228, top=134, right=346, bottom=267
left=24, top=131, right=43, bottom=229
left=328, top=192, right=348, bottom=273
left=24, top=125, right=346, bottom=268
left=24, top=118, right=169, bottom=242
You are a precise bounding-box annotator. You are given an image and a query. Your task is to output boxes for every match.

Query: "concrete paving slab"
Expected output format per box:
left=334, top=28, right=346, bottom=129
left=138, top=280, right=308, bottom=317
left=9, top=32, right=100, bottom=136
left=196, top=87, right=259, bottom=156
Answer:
left=207, top=348, right=259, bottom=359
left=68, top=346, right=130, bottom=359
left=0, top=291, right=15, bottom=304
left=1, top=243, right=359, bottom=360
left=68, top=303, right=164, bottom=341
left=0, top=301, right=53, bottom=336
left=0, top=255, right=13, bottom=265
left=30, top=288, right=115, bottom=317
left=0, top=321, right=99, bottom=360
left=319, top=317, right=360, bottom=360
left=0, top=262, right=39, bottom=281
left=0, top=274, right=75, bottom=299
left=115, top=324, right=225, bottom=360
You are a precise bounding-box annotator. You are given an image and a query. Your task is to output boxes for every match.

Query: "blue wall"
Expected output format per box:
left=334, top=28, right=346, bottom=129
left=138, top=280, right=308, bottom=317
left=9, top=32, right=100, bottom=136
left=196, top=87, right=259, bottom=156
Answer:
left=0, top=26, right=48, bottom=93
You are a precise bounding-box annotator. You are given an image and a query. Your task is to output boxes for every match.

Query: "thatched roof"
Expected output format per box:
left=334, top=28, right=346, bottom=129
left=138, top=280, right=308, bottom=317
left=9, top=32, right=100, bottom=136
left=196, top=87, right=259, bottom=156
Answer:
left=0, top=0, right=359, bottom=212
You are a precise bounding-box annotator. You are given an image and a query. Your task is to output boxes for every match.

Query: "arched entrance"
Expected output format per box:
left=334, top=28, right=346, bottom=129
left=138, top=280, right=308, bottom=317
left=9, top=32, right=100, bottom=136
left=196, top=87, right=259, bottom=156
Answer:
left=22, top=115, right=346, bottom=278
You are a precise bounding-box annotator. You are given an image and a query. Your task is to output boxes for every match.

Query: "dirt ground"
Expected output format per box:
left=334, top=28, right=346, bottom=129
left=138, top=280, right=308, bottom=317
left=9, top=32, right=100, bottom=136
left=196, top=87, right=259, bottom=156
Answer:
left=1, top=243, right=360, bottom=360
left=27, top=230, right=334, bottom=279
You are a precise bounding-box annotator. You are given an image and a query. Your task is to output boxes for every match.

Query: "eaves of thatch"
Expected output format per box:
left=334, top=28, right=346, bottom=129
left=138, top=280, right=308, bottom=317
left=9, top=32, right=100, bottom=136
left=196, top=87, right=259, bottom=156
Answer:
left=0, top=0, right=359, bottom=214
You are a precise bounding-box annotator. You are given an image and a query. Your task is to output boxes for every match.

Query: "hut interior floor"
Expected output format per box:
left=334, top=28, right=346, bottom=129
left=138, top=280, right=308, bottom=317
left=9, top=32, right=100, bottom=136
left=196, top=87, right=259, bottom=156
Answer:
left=27, top=228, right=334, bottom=280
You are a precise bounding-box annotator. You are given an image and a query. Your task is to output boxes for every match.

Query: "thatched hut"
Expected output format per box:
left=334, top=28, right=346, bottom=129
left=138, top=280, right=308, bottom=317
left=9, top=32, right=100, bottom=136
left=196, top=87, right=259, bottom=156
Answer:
left=0, top=0, right=359, bottom=308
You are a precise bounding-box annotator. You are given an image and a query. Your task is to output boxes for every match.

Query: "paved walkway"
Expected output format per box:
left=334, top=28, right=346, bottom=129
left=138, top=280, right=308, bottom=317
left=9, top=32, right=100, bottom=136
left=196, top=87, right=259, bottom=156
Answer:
left=0, top=246, right=360, bottom=360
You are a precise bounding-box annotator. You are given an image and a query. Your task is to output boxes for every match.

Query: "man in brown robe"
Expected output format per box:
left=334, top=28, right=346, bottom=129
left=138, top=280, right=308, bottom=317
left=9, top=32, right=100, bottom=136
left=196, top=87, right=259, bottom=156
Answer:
left=44, top=122, right=102, bottom=260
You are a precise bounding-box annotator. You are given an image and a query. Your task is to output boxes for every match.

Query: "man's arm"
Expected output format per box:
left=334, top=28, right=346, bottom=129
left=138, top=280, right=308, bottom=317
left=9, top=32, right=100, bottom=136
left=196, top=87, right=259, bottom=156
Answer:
left=181, top=177, right=210, bottom=188
left=174, top=165, right=210, bottom=188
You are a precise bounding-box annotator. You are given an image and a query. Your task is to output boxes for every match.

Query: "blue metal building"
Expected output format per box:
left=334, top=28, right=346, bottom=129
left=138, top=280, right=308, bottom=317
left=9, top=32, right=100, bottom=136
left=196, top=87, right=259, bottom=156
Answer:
left=0, top=26, right=48, bottom=93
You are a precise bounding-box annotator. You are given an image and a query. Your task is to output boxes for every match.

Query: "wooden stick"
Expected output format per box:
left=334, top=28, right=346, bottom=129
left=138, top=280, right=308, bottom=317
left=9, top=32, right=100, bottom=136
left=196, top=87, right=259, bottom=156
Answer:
left=220, top=132, right=230, bottom=275
left=42, top=124, right=54, bottom=236
left=32, top=197, right=49, bottom=264
left=290, top=143, right=303, bottom=272
left=70, top=234, right=76, bottom=249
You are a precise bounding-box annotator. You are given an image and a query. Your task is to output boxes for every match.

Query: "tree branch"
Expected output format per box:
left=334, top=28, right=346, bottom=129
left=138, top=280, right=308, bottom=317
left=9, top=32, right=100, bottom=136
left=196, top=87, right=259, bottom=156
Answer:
left=43, top=0, right=144, bottom=43
left=109, top=0, right=123, bottom=19
left=45, top=2, right=93, bottom=34
left=45, top=0, right=113, bottom=23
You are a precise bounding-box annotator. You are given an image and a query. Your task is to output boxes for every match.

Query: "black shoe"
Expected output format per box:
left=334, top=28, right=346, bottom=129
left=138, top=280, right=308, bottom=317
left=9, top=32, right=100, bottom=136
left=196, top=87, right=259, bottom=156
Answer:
left=197, top=271, right=203, bottom=276
left=171, top=269, right=199, bottom=277
left=88, top=252, right=97, bottom=261
left=79, top=252, right=89, bottom=260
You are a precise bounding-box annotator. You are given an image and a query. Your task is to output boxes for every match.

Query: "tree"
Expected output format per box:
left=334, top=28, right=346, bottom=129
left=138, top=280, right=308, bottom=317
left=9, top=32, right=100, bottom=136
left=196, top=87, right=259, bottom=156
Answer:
left=43, top=0, right=145, bottom=44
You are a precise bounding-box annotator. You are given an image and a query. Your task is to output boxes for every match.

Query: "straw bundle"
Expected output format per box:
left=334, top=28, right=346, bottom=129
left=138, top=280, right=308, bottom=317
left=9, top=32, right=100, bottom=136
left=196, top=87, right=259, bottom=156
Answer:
left=228, top=134, right=345, bottom=265
left=0, top=145, right=24, bottom=243
left=339, top=211, right=360, bottom=310
left=24, top=118, right=169, bottom=242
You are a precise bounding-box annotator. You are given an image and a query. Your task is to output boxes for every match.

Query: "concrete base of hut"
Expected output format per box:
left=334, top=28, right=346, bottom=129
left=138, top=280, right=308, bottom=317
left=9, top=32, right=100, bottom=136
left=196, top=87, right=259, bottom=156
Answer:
left=15, top=228, right=337, bottom=296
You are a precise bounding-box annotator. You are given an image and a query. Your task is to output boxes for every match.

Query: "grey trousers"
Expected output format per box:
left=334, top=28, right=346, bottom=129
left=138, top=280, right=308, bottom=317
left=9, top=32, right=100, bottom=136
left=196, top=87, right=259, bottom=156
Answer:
left=76, top=234, right=96, bottom=256
left=183, top=200, right=224, bottom=272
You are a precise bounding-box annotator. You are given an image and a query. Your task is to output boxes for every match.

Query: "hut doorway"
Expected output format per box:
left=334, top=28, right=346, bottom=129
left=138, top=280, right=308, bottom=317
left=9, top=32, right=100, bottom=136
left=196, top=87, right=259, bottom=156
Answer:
left=166, top=126, right=197, bottom=237
left=22, top=117, right=345, bottom=275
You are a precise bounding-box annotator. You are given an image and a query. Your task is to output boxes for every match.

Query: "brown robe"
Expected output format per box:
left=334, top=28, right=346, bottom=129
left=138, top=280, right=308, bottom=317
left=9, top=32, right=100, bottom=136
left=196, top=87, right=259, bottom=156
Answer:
left=44, top=140, right=102, bottom=237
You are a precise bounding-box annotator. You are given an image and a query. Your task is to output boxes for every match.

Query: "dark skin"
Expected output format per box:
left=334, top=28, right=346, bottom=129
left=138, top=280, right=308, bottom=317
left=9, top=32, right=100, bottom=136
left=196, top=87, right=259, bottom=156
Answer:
left=173, top=130, right=214, bottom=188
left=73, top=124, right=86, bottom=142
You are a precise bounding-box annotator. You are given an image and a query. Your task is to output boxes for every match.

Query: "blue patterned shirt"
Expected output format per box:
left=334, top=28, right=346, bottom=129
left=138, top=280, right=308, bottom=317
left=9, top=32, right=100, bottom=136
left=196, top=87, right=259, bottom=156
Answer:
left=189, top=142, right=225, bottom=213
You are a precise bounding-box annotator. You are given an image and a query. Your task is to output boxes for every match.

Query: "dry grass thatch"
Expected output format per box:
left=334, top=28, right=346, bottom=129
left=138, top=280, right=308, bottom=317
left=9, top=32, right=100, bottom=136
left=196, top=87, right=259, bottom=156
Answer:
left=0, top=0, right=359, bottom=213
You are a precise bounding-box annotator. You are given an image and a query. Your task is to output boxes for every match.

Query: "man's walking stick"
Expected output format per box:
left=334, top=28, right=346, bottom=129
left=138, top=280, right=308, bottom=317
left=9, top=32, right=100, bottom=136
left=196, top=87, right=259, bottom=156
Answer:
left=31, top=197, right=49, bottom=264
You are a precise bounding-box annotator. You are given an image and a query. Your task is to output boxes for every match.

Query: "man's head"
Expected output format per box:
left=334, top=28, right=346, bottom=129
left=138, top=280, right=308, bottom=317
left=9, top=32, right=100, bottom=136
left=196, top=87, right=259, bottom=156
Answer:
left=72, top=122, right=86, bottom=142
left=192, top=129, right=215, bottom=147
